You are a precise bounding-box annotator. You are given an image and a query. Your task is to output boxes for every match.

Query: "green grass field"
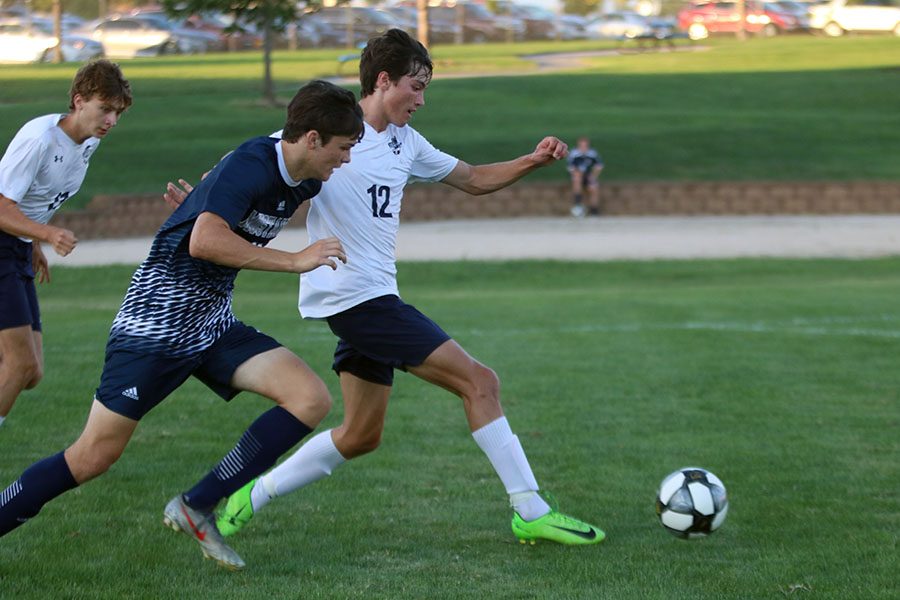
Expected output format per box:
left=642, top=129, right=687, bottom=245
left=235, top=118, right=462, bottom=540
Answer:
left=1, top=36, right=899, bottom=208
left=0, top=260, right=897, bottom=599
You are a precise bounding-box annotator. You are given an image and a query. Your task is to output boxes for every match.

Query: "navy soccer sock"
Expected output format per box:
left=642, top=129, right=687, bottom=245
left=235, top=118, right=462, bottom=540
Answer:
left=183, top=406, right=313, bottom=511
left=0, top=451, right=78, bottom=537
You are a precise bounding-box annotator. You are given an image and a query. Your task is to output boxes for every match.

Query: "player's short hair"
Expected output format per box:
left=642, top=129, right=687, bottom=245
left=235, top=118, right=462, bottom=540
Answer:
left=281, top=80, right=364, bottom=145
left=69, top=59, right=132, bottom=112
left=359, top=28, right=433, bottom=98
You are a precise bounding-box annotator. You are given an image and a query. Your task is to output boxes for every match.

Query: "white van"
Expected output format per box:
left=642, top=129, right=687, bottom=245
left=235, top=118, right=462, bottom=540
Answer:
left=809, top=0, right=900, bottom=36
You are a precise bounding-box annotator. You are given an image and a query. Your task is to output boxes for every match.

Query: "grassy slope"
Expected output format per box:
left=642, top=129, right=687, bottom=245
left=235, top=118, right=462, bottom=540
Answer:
left=0, top=36, right=898, bottom=208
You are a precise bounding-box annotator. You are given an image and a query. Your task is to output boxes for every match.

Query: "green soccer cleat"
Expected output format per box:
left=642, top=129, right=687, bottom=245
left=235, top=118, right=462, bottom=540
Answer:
left=216, top=479, right=256, bottom=537
left=511, top=510, right=606, bottom=546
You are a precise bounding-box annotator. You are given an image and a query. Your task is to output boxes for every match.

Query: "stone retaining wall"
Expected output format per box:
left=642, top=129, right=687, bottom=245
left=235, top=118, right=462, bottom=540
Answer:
left=53, top=181, right=900, bottom=240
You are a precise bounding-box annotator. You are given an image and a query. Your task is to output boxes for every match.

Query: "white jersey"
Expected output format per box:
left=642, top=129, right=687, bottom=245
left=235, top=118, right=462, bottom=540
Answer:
left=299, top=122, right=458, bottom=318
left=0, top=114, right=99, bottom=241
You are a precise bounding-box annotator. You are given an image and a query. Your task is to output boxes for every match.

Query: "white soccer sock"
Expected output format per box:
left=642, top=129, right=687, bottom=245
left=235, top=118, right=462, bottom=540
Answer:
left=251, top=429, right=346, bottom=512
left=472, top=416, right=551, bottom=521
left=0, top=415, right=5, bottom=427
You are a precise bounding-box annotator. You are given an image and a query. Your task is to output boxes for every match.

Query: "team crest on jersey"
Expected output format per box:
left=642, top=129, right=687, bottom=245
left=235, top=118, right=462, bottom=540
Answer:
left=388, top=136, right=402, bottom=155
left=82, top=144, right=94, bottom=164
left=238, top=210, right=289, bottom=244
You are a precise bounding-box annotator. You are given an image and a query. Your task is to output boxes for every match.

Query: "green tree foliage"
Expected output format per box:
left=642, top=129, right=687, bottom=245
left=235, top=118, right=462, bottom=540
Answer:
left=561, top=0, right=602, bottom=16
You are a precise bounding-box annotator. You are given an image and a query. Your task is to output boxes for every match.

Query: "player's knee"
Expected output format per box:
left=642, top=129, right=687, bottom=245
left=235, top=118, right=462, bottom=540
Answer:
left=23, top=363, right=43, bottom=389
left=471, top=364, right=500, bottom=402
left=67, top=446, right=122, bottom=482
left=335, top=428, right=382, bottom=458
left=305, top=382, right=332, bottom=424
left=2, top=354, right=42, bottom=391
left=281, top=379, right=332, bottom=425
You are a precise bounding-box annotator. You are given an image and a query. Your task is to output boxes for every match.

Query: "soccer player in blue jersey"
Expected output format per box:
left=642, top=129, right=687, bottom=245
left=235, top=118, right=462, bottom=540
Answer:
left=0, top=59, right=132, bottom=427
left=210, top=30, right=606, bottom=546
left=0, top=80, right=364, bottom=571
left=567, top=136, right=604, bottom=217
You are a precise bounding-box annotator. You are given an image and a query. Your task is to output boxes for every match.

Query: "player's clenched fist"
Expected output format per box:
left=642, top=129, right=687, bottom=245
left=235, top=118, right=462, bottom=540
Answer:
left=295, top=237, right=347, bottom=272
left=531, top=136, right=568, bottom=165
left=48, top=226, right=77, bottom=256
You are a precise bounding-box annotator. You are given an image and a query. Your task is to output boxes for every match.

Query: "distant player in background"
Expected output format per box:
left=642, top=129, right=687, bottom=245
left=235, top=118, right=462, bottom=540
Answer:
left=567, top=136, right=604, bottom=217
left=0, top=80, right=363, bottom=571
left=0, top=59, right=132, bottom=428
left=209, top=29, right=606, bottom=547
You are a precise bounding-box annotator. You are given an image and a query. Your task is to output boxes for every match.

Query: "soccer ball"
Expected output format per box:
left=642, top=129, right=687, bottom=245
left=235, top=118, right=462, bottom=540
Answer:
left=655, top=467, right=728, bottom=539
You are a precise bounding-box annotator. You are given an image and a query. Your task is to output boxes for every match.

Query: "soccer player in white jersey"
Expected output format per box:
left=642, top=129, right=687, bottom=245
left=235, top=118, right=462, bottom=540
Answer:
left=0, top=81, right=363, bottom=571
left=215, top=29, right=606, bottom=546
left=0, top=59, right=132, bottom=428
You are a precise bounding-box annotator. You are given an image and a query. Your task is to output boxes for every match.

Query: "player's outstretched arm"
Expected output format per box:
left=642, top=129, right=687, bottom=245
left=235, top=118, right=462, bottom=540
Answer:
left=441, top=136, right=568, bottom=196
left=0, top=195, right=77, bottom=256
left=189, top=212, right=346, bottom=273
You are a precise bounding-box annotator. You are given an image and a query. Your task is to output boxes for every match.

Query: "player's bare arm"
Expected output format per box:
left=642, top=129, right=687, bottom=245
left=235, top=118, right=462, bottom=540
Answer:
left=0, top=195, right=77, bottom=256
left=441, top=136, right=569, bottom=195
left=189, top=211, right=347, bottom=273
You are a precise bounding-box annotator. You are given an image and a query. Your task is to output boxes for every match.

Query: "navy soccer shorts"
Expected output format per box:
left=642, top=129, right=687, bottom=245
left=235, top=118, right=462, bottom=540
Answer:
left=96, top=321, right=282, bottom=420
left=325, top=295, right=451, bottom=386
left=0, top=232, right=40, bottom=332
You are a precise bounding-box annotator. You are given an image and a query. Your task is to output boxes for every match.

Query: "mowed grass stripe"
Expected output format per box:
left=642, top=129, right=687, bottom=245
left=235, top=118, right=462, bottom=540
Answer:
left=0, top=258, right=896, bottom=599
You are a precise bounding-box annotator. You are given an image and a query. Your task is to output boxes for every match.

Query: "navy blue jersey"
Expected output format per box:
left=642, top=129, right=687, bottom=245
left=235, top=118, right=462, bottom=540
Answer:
left=108, top=136, right=321, bottom=357
left=567, top=148, right=603, bottom=173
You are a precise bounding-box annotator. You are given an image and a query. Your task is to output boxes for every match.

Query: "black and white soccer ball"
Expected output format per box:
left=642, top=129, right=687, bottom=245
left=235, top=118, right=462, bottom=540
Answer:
left=655, top=467, right=728, bottom=539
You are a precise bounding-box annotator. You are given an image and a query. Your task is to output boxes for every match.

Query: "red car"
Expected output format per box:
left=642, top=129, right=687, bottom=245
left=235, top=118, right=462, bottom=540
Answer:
left=677, top=1, right=803, bottom=39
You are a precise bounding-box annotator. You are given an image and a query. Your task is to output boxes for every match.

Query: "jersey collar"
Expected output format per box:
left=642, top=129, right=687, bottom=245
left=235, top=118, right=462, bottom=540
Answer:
left=275, top=139, right=302, bottom=187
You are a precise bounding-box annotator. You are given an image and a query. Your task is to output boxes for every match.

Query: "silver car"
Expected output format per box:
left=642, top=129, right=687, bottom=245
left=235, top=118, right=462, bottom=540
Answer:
left=0, top=17, right=103, bottom=63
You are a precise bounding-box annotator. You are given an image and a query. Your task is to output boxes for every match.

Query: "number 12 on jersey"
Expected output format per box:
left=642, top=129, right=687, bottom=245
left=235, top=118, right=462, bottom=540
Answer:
left=368, top=184, right=393, bottom=218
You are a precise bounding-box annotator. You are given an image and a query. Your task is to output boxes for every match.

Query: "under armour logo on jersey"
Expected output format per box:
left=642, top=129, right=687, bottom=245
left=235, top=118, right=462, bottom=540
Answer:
left=121, top=387, right=140, bottom=400
left=388, top=136, right=402, bottom=155
left=54, top=155, right=63, bottom=163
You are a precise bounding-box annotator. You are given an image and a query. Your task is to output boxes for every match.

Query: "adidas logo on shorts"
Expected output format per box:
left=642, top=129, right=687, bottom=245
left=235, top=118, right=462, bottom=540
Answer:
left=121, top=387, right=139, bottom=400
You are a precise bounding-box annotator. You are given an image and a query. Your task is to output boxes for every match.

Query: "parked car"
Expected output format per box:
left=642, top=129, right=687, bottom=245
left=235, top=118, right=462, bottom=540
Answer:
left=77, top=16, right=179, bottom=57
left=809, top=0, right=900, bottom=35
left=0, top=17, right=103, bottom=63
left=494, top=2, right=559, bottom=40
left=382, top=5, right=460, bottom=44
left=130, top=11, right=223, bottom=52
left=181, top=12, right=261, bottom=51
left=768, top=0, right=814, bottom=28
left=585, top=11, right=657, bottom=38
left=76, top=13, right=219, bottom=57
left=677, top=1, right=804, bottom=39
left=428, top=3, right=525, bottom=43
left=308, top=6, right=403, bottom=46
left=295, top=13, right=347, bottom=48
left=557, top=14, right=591, bottom=39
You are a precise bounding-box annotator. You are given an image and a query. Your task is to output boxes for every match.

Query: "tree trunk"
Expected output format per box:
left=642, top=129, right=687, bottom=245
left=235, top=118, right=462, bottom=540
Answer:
left=262, top=15, right=276, bottom=105
left=416, top=0, right=429, bottom=47
left=53, top=0, right=63, bottom=64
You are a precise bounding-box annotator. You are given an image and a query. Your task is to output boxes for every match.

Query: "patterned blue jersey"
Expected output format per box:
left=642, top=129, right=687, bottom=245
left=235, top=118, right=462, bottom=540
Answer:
left=108, top=136, right=321, bottom=357
left=567, top=148, right=603, bottom=173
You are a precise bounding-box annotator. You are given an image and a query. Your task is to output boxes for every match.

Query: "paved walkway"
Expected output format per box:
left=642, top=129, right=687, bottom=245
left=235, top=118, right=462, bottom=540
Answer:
left=46, top=215, right=900, bottom=267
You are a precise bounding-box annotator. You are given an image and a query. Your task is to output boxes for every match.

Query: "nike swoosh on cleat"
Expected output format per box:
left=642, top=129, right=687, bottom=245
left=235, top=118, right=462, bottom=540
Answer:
left=181, top=505, right=206, bottom=541
left=551, top=525, right=597, bottom=540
